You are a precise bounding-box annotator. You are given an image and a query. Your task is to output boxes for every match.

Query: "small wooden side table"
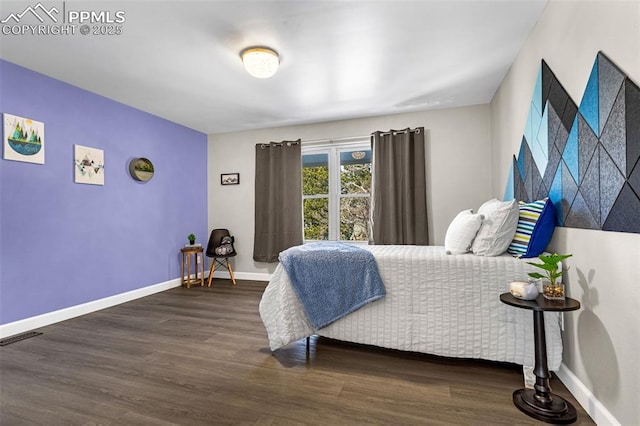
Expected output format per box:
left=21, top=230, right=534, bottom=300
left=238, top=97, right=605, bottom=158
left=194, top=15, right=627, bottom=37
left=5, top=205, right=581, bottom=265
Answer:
left=500, top=293, right=580, bottom=424
left=180, top=246, right=204, bottom=288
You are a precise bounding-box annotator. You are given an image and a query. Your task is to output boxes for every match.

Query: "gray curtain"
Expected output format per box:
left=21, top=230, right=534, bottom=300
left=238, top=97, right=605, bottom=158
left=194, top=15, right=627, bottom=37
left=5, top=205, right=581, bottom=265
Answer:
left=253, top=140, right=303, bottom=262
left=370, top=128, right=429, bottom=245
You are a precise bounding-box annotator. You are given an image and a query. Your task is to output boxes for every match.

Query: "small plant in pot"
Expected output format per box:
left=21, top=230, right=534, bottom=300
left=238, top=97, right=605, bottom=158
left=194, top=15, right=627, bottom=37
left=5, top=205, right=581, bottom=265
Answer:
left=527, top=253, right=572, bottom=300
left=187, top=233, right=196, bottom=245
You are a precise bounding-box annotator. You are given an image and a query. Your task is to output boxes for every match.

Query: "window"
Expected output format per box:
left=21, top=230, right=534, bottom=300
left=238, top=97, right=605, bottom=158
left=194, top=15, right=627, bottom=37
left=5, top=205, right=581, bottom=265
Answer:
left=302, top=142, right=371, bottom=242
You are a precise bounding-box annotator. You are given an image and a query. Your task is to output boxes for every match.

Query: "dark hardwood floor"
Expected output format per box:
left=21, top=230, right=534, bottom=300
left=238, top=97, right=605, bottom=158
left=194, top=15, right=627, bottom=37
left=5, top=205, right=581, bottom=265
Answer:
left=1, top=279, right=594, bottom=425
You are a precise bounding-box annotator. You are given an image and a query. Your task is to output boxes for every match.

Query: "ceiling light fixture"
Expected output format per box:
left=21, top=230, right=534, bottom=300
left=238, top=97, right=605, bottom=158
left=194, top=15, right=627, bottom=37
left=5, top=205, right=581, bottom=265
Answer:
left=241, top=47, right=279, bottom=79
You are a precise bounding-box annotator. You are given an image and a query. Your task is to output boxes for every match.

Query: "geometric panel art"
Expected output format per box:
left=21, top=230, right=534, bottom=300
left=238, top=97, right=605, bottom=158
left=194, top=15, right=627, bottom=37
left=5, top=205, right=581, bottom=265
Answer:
left=548, top=159, right=564, bottom=225
left=600, top=85, right=627, bottom=175
left=561, top=160, right=579, bottom=223
left=565, top=190, right=599, bottom=230
left=513, top=155, right=527, bottom=202
left=603, top=184, right=640, bottom=233
left=74, top=145, right=105, bottom=185
left=580, top=146, right=601, bottom=226
left=578, top=114, right=599, bottom=183
left=579, top=55, right=600, bottom=137
left=505, top=52, right=640, bottom=234
left=598, top=54, right=626, bottom=136
left=627, top=79, right=640, bottom=182
left=563, top=117, right=579, bottom=184
left=599, top=144, right=625, bottom=225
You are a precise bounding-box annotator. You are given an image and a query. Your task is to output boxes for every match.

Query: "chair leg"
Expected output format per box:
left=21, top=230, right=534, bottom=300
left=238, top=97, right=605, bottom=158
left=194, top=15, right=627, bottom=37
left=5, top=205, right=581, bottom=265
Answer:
left=227, top=259, right=236, bottom=285
left=207, top=260, right=216, bottom=287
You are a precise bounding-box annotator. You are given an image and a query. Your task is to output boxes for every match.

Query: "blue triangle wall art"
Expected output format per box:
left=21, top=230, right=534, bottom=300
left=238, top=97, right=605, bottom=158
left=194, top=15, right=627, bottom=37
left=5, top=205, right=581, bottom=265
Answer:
left=505, top=52, right=640, bottom=234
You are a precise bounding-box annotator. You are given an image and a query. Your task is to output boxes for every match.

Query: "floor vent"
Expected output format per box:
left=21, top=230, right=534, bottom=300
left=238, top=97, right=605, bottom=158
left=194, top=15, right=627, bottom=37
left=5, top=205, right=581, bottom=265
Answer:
left=0, top=331, right=43, bottom=346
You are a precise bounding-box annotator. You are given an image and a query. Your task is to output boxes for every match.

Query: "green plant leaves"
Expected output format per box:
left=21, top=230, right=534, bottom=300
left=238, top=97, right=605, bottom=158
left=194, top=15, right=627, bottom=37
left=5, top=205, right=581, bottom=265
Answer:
left=527, top=272, right=546, bottom=279
left=526, top=253, right=572, bottom=287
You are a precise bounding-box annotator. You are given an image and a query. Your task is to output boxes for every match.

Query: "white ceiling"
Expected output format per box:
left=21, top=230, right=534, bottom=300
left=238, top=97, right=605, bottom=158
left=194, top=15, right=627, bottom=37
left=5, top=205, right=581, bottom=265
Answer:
left=0, top=0, right=548, bottom=134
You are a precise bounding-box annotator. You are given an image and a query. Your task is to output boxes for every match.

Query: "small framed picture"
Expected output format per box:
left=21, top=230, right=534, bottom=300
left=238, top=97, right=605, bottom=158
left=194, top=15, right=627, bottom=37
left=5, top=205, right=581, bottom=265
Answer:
left=221, top=173, right=239, bottom=185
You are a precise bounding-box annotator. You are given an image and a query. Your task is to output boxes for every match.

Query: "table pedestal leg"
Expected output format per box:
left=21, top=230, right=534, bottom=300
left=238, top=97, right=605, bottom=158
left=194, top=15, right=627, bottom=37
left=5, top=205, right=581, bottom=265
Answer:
left=512, top=310, right=577, bottom=424
left=181, top=253, right=185, bottom=286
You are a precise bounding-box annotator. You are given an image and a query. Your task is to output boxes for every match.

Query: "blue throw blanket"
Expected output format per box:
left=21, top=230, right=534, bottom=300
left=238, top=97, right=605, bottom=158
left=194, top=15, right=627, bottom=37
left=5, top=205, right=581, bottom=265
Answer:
left=279, top=242, right=386, bottom=329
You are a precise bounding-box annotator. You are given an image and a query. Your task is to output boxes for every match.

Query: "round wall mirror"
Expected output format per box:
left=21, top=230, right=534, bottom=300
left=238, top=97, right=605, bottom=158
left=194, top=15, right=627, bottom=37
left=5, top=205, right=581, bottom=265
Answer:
left=129, top=157, right=154, bottom=182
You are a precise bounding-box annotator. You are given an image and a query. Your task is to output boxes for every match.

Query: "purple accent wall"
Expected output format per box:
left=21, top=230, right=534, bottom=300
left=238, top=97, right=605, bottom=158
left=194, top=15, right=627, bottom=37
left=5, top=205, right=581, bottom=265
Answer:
left=0, top=60, right=208, bottom=325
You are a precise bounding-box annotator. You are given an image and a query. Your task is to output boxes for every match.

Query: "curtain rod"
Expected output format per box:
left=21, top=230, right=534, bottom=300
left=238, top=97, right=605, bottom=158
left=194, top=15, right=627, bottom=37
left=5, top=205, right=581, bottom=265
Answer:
left=258, top=139, right=301, bottom=149
left=373, top=128, right=421, bottom=137
left=259, top=129, right=420, bottom=148
left=301, top=135, right=369, bottom=146
left=258, top=135, right=367, bottom=148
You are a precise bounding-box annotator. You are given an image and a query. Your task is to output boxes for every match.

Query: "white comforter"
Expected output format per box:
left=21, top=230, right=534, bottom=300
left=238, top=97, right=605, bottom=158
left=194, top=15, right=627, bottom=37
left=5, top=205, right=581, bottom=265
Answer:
left=259, top=245, right=563, bottom=370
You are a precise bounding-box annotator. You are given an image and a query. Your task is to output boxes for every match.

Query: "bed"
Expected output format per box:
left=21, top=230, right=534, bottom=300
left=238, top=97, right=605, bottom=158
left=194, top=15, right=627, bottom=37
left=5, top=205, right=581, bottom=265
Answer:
left=259, top=244, right=564, bottom=371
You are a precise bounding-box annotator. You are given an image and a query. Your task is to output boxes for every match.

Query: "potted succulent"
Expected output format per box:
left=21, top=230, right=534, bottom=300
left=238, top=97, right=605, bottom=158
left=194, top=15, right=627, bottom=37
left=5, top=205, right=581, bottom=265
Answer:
left=527, top=253, right=572, bottom=300
left=187, top=233, right=196, bottom=245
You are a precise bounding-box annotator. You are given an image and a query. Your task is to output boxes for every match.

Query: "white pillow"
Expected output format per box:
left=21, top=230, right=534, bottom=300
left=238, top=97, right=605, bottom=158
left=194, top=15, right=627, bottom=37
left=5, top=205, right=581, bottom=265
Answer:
left=444, top=209, right=484, bottom=255
left=471, top=199, right=519, bottom=256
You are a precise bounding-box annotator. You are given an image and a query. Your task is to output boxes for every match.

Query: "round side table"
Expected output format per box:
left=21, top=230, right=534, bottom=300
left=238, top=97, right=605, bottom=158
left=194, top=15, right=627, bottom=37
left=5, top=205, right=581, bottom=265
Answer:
left=500, top=293, right=580, bottom=424
left=180, top=246, right=204, bottom=288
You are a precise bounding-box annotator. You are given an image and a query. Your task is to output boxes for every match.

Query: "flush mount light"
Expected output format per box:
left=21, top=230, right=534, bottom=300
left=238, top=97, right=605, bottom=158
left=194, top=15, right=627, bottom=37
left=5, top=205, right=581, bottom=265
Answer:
left=241, top=47, right=279, bottom=78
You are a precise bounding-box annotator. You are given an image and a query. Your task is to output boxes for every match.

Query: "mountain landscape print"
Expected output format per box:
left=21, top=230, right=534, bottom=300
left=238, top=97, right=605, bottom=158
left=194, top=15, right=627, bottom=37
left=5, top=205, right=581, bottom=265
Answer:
left=3, top=113, right=45, bottom=164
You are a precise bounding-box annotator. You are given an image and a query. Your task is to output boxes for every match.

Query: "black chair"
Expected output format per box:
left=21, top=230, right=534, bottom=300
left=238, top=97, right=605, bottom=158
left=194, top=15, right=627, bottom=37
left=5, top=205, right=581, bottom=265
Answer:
left=206, top=229, right=237, bottom=286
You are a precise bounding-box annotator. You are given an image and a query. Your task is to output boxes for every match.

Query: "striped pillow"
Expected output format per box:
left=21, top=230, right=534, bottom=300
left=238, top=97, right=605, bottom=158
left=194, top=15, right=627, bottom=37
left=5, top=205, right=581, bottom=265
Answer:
left=507, top=198, right=556, bottom=258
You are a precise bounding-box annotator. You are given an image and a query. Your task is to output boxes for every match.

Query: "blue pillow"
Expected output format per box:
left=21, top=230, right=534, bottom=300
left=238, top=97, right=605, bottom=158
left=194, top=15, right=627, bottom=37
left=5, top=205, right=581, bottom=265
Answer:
left=507, top=198, right=556, bottom=258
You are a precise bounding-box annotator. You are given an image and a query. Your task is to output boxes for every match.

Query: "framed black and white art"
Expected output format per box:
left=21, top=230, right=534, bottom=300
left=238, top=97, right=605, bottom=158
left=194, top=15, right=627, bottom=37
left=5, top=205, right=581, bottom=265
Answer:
left=221, top=173, right=239, bottom=185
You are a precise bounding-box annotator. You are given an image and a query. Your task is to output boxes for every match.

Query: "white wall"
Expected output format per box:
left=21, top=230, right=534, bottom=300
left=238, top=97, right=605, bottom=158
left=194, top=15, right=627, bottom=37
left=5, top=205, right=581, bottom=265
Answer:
left=491, top=1, right=640, bottom=424
left=208, top=104, right=491, bottom=277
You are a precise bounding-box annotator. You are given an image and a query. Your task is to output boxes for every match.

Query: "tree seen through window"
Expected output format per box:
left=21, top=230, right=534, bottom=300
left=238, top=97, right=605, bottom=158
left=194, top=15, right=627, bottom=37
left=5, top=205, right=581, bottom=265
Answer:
left=302, top=146, right=371, bottom=241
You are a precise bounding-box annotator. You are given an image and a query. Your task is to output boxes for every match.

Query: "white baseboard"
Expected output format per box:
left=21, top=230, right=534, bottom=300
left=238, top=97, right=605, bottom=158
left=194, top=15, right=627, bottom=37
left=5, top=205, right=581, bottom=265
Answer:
left=210, top=270, right=271, bottom=282
left=1, top=271, right=271, bottom=339
left=556, top=363, right=620, bottom=425
left=0, top=278, right=182, bottom=339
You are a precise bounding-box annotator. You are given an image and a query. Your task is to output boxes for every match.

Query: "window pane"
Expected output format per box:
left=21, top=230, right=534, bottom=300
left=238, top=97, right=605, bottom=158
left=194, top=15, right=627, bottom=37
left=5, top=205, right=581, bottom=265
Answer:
left=304, top=197, right=329, bottom=240
left=340, top=197, right=369, bottom=241
left=302, top=153, right=329, bottom=195
left=340, top=150, right=371, bottom=194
